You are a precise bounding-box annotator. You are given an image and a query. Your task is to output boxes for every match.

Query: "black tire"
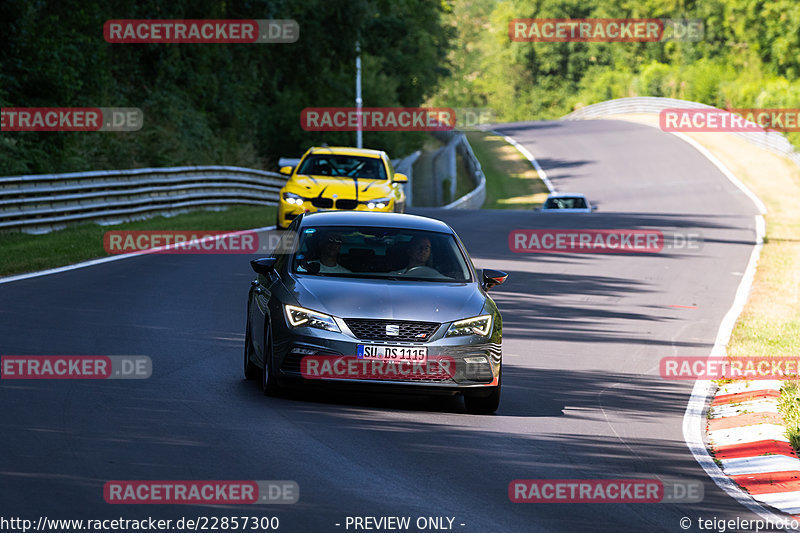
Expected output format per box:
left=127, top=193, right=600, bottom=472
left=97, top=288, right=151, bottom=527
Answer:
left=464, top=367, right=501, bottom=414
left=261, top=326, right=282, bottom=396
left=244, top=318, right=259, bottom=380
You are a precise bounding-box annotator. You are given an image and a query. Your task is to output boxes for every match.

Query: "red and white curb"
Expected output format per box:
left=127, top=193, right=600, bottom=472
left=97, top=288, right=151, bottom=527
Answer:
left=708, top=380, right=800, bottom=517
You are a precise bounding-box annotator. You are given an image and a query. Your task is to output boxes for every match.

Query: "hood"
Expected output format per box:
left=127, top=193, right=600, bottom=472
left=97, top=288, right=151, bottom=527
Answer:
left=288, top=275, right=486, bottom=323
left=289, top=174, right=391, bottom=200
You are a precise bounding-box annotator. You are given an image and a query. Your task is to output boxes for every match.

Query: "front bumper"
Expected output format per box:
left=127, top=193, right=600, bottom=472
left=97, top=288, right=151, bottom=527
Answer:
left=277, top=197, right=395, bottom=227
left=272, top=322, right=501, bottom=394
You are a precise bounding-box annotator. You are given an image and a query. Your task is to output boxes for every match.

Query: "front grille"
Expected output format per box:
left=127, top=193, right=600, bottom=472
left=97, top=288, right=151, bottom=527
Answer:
left=335, top=199, right=358, bottom=210
left=344, top=319, right=440, bottom=342
left=311, top=197, right=334, bottom=208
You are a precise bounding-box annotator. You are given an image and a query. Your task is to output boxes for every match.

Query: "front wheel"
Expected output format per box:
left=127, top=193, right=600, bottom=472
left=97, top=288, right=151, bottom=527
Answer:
left=243, top=317, right=259, bottom=380
left=464, top=368, right=501, bottom=414
left=261, top=327, right=282, bottom=396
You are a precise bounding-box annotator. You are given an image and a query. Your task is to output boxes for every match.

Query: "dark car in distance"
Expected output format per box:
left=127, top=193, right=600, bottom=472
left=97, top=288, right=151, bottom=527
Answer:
left=244, top=211, right=507, bottom=414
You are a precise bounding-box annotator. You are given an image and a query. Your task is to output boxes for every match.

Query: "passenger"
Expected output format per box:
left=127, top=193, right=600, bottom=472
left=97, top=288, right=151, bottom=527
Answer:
left=313, top=231, right=351, bottom=274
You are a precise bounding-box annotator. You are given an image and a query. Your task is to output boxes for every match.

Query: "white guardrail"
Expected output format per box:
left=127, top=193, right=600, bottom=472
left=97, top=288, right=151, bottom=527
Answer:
left=0, top=166, right=287, bottom=233
left=563, top=96, right=800, bottom=168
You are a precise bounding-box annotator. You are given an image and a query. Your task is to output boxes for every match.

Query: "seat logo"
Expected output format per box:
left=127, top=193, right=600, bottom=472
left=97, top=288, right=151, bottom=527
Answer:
left=385, top=325, right=400, bottom=336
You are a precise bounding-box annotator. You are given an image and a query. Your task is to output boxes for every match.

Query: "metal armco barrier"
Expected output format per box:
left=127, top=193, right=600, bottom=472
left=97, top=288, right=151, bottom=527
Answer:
left=2, top=136, right=482, bottom=234
left=563, top=97, right=800, bottom=169
left=393, top=151, right=421, bottom=207
left=0, top=166, right=287, bottom=233
left=441, top=133, right=486, bottom=210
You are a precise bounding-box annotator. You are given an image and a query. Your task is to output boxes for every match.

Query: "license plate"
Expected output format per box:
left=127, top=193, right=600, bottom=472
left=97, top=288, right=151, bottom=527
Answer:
left=357, top=345, right=427, bottom=362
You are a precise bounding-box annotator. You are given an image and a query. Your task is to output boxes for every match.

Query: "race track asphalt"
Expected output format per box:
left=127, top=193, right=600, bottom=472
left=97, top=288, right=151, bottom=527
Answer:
left=0, top=119, right=764, bottom=532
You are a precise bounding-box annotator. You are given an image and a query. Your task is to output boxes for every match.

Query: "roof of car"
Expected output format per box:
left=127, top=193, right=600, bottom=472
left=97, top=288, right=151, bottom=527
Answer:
left=545, top=193, right=588, bottom=199
left=298, top=211, right=454, bottom=232
left=308, top=146, right=385, bottom=158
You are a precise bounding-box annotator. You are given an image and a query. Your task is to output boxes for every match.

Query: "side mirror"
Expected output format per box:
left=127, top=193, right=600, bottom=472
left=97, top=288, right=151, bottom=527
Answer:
left=393, top=173, right=408, bottom=183
left=280, top=166, right=294, bottom=175
left=591, top=205, right=598, bottom=211
left=482, top=269, right=508, bottom=291
left=250, top=257, right=277, bottom=275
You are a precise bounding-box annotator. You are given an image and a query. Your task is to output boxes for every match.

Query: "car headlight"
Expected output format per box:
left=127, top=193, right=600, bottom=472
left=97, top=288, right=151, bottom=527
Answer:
left=283, top=192, right=305, bottom=206
left=284, top=305, right=340, bottom=332
left=364, top=197, right=391, bottom=210
left=445, top=315, right=492, bottom=337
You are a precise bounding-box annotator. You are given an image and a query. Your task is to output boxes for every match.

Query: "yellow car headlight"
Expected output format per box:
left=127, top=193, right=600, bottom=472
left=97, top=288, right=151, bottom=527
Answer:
left=283, top=192, right=305, bottom=206
left=363, top=197, right=391, bottom=210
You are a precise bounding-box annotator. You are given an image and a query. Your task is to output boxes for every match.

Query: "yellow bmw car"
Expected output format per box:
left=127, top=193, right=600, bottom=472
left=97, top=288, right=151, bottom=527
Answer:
left=276, top=146, right=408, bottom=228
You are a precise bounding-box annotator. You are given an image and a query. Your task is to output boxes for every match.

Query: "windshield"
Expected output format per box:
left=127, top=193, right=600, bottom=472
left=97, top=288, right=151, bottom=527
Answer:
left=296, top=154, right=387, bottom=180
left=545, top=196, right=587, bottom=209
left=291, top=226, right=472, bottom=282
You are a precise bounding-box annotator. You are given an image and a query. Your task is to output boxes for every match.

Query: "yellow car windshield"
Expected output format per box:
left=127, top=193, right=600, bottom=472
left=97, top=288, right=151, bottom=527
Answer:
left=296, top=155, right=386, bottom=180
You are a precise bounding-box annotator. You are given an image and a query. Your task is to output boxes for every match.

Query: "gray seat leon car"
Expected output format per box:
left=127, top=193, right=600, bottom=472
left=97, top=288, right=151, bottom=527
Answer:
left=244, top=211, right=507, bottom=414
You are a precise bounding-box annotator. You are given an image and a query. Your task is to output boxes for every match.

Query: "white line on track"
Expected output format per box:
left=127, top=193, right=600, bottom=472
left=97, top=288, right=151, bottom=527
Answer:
left=489, top=129, right=556, bottom=193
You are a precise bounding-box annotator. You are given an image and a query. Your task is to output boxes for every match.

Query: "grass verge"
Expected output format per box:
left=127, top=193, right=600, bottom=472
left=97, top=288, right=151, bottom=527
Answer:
left=0, top=205, right=276, bottom=277
left=465, top=130, right=550, bottom=210
left=779, top=381, right=800, bottom=450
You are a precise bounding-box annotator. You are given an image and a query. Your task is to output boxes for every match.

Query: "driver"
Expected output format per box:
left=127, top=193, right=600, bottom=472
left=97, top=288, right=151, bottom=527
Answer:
left=392, top=236, right=435, bottom=275
left=360, top=160, right=381, bottom=179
